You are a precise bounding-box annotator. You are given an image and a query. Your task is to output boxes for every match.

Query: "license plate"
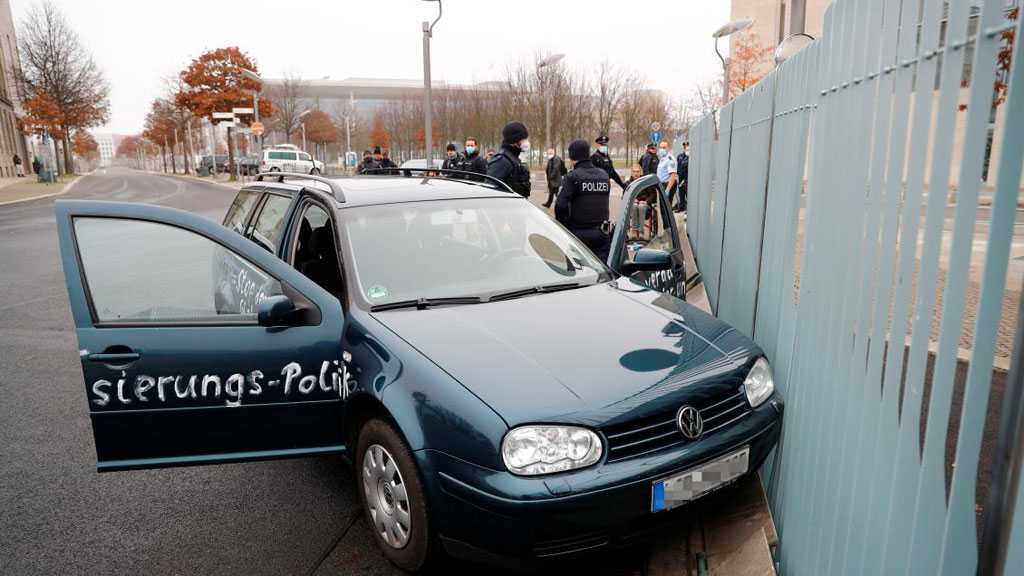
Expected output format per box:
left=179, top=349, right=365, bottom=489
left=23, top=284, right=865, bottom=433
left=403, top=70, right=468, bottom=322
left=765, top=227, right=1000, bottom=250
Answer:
left=651, top=447, right=750, bottom=512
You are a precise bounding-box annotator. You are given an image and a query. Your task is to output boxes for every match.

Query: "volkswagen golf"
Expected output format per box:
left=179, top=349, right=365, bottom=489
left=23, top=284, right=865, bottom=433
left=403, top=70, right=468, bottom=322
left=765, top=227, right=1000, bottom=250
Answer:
left=54, top=170, right=783, bottom=571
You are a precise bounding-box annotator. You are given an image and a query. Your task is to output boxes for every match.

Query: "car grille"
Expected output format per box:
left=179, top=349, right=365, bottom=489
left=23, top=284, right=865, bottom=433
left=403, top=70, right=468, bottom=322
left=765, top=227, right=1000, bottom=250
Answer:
left=602, top=387, right=750, bottom=463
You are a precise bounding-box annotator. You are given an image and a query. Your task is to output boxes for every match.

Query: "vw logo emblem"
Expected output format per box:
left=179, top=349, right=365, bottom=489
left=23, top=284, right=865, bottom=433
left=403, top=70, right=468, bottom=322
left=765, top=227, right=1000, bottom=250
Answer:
left=677, top=405, right=703, bottom=440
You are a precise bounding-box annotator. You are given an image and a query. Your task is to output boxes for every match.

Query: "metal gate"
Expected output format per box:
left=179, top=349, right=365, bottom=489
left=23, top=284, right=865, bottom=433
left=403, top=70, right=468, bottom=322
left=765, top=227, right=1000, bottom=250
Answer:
left=687, top=0, right=1024, bottom=573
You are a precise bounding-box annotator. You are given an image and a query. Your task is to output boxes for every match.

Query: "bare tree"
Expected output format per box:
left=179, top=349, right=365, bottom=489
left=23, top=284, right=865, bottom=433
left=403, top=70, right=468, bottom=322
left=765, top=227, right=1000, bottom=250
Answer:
left=18, top=1, right=110, bottom=175
left=594, top=60, right=625, bottom=137
left=269, top=72, right=305, bottom=141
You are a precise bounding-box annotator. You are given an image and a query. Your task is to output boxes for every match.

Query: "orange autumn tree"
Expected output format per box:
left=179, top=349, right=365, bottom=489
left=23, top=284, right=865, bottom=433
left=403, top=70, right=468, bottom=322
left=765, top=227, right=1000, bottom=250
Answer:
left=72, top=130, right=98, bottom=162
left=302, top=110, right=337, bottom=164
left=176, top=47, right=272, bottom=179
left=369, top=111, right=390, bottom=149
left=143, top=99, right=178, bottom=173
left=729, top=30, right=773, bottom=99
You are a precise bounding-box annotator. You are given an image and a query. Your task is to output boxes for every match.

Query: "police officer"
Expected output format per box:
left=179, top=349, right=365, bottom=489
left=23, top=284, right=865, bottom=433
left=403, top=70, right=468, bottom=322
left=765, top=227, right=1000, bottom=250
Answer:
left=486, top=121, right=531, bottom=196
left=590, top=134, right=627, bottom=192
left=556, top=139, right=612, bottom=260
left=457, top=136, right=487, bottom=176
left=442, top=143, right=462, bottom=171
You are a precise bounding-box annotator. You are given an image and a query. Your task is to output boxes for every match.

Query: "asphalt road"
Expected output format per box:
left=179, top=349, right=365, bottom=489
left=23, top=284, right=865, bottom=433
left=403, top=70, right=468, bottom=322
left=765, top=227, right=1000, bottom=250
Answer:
left=0, top=168, right=650, bottom=576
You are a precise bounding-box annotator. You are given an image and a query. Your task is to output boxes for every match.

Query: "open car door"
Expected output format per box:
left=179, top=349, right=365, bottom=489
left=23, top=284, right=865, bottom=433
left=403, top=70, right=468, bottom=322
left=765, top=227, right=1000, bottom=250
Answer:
left=55, top=199, right=348, bottom=471
left=607, top=174, right=687, bottom=298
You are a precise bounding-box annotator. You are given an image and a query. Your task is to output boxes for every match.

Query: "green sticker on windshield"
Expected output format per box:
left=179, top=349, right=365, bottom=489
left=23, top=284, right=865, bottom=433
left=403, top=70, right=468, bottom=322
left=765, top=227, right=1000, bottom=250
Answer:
left=367, top=285, right=389, bottom=300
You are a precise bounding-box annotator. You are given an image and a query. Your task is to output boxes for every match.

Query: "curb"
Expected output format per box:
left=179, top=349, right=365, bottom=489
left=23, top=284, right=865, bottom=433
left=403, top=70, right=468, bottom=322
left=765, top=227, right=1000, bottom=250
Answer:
left=0, top=175, right=84, bottom=207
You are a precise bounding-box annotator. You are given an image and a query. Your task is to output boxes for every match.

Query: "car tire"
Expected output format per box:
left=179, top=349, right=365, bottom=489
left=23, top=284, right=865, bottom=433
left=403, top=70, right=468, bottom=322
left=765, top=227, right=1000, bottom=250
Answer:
left=356, top=418, right=434, bottom=572
left=310, top=168, right=320, bottom=175
left=269, top=167, right=280, bottom=172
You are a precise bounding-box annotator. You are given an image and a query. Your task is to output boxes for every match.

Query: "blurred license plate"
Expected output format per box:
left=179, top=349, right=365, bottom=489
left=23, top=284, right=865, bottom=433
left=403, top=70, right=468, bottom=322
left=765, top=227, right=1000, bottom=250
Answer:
left=651, top=447, right=749, bottom=512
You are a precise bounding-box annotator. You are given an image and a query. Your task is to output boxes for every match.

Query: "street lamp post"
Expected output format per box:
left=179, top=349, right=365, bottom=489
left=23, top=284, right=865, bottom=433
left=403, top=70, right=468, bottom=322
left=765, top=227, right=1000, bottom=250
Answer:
left=241, top=69, right=264, bottom=160
left=421, top=0, right=442, bottom=165
left=299, top=109, right=311, bottom=153
left=712, top=18, right=754, bottom=105
left=536, top=53, right=565, bottom=153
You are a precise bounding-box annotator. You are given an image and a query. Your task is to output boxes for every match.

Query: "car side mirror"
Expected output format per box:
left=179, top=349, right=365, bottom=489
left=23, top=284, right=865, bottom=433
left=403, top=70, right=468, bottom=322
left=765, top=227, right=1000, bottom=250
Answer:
left=620, top=248, right=672, bottom=276
left=257, top=295, right=298, bottom=327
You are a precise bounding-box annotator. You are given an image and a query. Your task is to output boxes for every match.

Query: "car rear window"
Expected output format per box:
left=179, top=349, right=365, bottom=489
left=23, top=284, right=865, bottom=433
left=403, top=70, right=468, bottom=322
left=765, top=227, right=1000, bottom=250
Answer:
left=223, top=190, right=260, bottom=234
left=250, top=194, right=292, bottom=252
left=269, top=151, right=297, bottom=160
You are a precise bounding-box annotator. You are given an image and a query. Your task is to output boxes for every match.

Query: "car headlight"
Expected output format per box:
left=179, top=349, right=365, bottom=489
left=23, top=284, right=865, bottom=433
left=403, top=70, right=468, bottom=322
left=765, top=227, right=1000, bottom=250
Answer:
left=743, top=357, right=775, bottom=407
left=501, top=425, right=603, bottom=476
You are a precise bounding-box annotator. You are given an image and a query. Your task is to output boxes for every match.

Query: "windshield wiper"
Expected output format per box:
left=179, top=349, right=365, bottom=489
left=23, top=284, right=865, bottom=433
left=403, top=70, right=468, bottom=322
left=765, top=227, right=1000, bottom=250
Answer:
left=370, top=296, right=485, bottom=312
left=488, top=282, right=589, bottom=302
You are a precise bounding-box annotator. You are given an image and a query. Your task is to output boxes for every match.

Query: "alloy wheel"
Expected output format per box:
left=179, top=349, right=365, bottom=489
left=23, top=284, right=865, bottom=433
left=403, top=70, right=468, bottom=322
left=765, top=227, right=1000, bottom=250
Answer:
left=362, top=443, right=412, bottom=549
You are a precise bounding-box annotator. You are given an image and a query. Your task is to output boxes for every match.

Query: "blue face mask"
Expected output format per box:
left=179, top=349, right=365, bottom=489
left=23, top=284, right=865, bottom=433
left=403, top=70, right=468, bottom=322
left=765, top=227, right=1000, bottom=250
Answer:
left=465, top=146, right=476, bottom=155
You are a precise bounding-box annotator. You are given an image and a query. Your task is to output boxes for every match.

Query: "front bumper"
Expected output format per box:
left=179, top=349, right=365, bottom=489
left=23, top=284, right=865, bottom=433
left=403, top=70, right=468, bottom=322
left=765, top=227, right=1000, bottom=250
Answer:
left=415, top=396, right=783, bottom=564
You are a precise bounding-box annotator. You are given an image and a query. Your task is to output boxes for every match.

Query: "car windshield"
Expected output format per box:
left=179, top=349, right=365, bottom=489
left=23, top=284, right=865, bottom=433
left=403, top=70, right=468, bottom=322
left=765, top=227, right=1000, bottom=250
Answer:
left=340, top=197, right=611, bottom=306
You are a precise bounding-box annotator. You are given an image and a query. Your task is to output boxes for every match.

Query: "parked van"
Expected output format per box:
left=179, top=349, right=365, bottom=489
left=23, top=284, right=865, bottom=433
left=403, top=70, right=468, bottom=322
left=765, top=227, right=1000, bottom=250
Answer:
left=260, top=145, right=324, bottom=175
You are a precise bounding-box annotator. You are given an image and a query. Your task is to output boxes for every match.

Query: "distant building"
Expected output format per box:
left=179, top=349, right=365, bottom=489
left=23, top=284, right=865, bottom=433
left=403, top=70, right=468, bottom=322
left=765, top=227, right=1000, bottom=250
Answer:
left=0, top=0, right=27, bottom=176
left=95, top=134, right=115, bottom=167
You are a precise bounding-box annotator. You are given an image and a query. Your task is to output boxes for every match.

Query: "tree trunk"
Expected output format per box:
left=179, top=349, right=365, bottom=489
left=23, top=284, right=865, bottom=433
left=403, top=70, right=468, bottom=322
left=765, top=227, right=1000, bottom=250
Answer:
left=227, top=126, right=236, bottom=181
left=61, top=129, right=73, bottom=175
left=184, top=126, right=192, bottom=175
left=161, top=145, right=167, bottom=173
left=170, top=142, right=177, bottom=174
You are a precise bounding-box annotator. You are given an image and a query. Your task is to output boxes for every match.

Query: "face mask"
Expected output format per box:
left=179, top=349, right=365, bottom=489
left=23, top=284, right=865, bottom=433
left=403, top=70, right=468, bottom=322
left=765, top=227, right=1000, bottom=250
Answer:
left=519, top=140, right=530, bottom=152
left=465, top=146, right=476, bottom=155
left=658, top=149, right=668, bottom=158
left=598, top=145, right=608, bottom=154
left=546, top=152, right=554, bottom=159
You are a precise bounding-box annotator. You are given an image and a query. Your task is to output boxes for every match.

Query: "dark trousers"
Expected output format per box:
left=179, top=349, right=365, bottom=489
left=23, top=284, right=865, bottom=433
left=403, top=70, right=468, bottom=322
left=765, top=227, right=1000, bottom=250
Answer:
left=570, top=227, right=611, bottom=261
left=543, top=186, right=558, bottom=207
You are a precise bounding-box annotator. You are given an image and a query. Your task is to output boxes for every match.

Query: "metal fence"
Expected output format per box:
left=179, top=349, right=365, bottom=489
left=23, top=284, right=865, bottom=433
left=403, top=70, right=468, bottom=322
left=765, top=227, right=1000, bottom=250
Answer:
left=687, top=0, right=1024, bottom=573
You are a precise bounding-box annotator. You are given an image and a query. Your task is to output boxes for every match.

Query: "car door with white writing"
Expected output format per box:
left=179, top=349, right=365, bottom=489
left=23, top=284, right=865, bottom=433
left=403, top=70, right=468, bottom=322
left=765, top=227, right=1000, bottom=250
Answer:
left=55, top=199, right=349, bottom=471
left=608, top=174, right=687, bottom=299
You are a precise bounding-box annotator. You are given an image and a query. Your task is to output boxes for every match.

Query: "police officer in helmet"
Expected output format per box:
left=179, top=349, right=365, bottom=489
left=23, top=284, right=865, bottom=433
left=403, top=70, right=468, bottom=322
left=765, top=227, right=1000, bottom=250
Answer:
left=487, top=121, right=532, bottom=196
left=556, top=139, right=612, bottom=260
left=590, top=134, right=627, bottom=192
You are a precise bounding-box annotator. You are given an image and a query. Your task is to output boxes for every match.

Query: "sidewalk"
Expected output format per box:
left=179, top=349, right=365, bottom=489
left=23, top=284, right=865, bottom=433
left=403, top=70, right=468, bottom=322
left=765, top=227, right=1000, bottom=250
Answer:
left=0, top=175, right=81, bottom=206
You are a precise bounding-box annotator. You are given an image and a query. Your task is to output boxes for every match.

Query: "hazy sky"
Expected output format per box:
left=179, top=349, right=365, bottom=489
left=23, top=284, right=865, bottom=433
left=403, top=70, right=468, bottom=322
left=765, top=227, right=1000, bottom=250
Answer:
left=11, top=0, right=731, bottom=135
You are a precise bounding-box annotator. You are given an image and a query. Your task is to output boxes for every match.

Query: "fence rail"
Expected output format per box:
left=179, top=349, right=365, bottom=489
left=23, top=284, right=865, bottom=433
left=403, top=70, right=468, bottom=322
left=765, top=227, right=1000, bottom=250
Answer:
left=687, top=0, right=1024, bottom=573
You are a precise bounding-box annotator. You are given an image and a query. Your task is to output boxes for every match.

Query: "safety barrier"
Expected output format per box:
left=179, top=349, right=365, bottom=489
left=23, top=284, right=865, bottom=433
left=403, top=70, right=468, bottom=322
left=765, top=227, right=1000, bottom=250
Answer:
left=687, top=0, right=1023, bottom=573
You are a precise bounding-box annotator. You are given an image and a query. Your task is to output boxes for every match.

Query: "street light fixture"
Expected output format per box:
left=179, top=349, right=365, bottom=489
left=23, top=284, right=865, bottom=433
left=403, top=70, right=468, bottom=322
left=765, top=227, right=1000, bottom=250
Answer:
left=712, top=17, right=754, bottom=104
left=299, top=109, right=311, bottom=153
left=421, top=0, right=442, bottom=166
left=240, top=68, right=264, bottom=158
left=537, top=53, right=565, bottom=153
left=774, top=32, right=815, bottom=66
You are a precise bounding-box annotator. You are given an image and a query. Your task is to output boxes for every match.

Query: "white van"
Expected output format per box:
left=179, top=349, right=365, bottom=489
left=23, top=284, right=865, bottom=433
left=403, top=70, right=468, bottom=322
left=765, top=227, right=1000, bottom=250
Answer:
left=260, top=145, right=324, bottom=175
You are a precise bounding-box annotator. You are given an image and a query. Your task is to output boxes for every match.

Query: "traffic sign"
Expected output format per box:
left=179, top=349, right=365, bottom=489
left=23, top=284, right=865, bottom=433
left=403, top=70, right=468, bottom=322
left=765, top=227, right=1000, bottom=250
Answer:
left=251, top=121, right=265, bottom=136
left=232, top=107, right=254, bottom=115
left=212, top=112, right=234, bottom=120
left=651, top=131, right=663, bottom=144
left=219, top=121, right=236, bottom=128
left=650, top=122, right=661, bottom=132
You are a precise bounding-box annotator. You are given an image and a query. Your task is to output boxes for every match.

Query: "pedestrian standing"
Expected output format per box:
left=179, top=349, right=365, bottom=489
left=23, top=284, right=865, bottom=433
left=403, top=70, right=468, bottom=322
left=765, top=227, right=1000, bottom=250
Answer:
left=543, top=148, right=566, bottom=208
left=675, top=142, right=689, bottom=213
left=457, top=137, right=487, bottom=176
left=486, top=122, right=532, bottom=196
left=379, top=149, right=397, bottom=174
left=442, top=143, right=462, bottom=171
left=656, top=141, right=677, bottom=205
left=590, top=134, right=627, bottom=192
left=556, top=139, right=612, bottom=260
left=31, top=156, right=42, bottom=176
left=639, top=143, right=659, bottom=176
left=13, top=154, right=23, bottom=177
left=357, top=150, right=379, bottom=174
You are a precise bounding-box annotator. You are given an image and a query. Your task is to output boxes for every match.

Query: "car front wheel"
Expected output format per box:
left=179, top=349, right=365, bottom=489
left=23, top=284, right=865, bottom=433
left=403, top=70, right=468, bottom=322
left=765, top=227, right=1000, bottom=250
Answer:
left=310, top=167, right=320, bottom=175
left=356, top=418, right=434, bottom=572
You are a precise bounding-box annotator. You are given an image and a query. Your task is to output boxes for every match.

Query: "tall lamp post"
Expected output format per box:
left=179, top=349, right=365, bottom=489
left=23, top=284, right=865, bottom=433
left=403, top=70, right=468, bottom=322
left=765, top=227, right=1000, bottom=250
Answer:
left=536, top=53, right=565, bottom=153
left=712, top=18, right=754, bottom=105
left=240, top=68, right=264, bottom=159
left=421, top=0, right=442, bottom=165
left=299, top=109, right=311, bottom=153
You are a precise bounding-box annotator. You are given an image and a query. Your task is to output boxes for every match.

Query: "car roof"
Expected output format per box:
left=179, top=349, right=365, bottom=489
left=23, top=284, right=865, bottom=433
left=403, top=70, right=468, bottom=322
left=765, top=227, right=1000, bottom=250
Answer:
left=244, top=174, right=517, bottom=208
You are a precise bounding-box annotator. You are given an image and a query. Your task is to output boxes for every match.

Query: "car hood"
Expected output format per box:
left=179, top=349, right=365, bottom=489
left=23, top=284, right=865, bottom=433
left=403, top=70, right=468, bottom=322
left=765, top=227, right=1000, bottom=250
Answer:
left=371, top=280, right=758, bottom=426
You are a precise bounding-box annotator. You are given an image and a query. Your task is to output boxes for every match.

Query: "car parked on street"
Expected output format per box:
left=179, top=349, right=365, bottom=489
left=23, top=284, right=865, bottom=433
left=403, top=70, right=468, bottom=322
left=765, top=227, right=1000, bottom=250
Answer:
left=54, top=171, right=782, bottom=572
left=260, top=144, right=323, bottom=175
left=198, top=154, right=228, bottom=174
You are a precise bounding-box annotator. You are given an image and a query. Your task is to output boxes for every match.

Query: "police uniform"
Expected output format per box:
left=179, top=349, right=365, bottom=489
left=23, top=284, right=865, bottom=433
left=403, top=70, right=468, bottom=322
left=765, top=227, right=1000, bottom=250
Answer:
left=590, top=134, right=626, bottom=191
left=487, top=122, right=532, bottom=196
left=556, top=139, right=612, bottom=260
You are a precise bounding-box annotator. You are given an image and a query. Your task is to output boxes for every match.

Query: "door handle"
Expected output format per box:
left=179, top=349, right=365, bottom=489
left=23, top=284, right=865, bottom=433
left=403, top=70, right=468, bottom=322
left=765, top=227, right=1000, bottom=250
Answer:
left=88, top=348, right=141, bottom=364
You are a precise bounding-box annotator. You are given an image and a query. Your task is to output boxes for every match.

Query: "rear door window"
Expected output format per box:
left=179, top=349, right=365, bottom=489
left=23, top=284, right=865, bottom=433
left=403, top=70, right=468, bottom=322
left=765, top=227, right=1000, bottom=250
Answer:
left=249, top=194, right=292, bottom=253
left=223, top=189, right=260, bottom=234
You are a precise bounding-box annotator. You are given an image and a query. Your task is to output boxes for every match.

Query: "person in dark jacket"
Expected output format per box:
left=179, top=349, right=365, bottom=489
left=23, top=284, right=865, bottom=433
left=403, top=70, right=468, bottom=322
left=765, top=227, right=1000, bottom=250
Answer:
left=590, top=134, right=626, bottom=192
left=379, top=149, right=397, bottom=174
left=639, top=143, right=659, bottom=176
left=486, top=122, right=531, bottom=196
left=457, top=137, right=487, bottom=180
left=675, top=142, right=689, bottom=213
left=442, top=143, right=462, bottom=171
left=356, top=150, right=379, bottom=174
left=556, top=139, right=612, bottom=260
left=542, top=148, right=566, bottom=208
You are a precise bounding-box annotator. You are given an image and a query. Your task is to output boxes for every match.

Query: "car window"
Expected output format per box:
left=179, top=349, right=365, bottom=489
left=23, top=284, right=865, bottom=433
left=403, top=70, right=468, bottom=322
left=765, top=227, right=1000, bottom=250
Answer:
left=74, top=217, right=282, bottom=323
left=291, top=203, right=343, bottom=298
left=622, top=183, right=675, bottom=262
left=223, top=190, right=260, bottom=234
left=341, top=198, right=610, bottom=305
left=300, top=153, right=311, bottom=162
left=250, top=194, right=292, bottom=253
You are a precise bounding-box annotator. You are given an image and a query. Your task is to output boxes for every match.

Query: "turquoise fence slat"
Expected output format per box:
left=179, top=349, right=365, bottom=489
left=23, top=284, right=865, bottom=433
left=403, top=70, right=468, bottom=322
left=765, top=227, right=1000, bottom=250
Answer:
left=684, top=0, right=1024, bottom=573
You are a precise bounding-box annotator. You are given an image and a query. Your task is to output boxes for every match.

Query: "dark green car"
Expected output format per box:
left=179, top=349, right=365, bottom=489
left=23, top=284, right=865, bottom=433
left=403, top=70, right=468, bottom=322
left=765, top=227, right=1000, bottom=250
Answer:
left=55, top=171, right=782, bottom=571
